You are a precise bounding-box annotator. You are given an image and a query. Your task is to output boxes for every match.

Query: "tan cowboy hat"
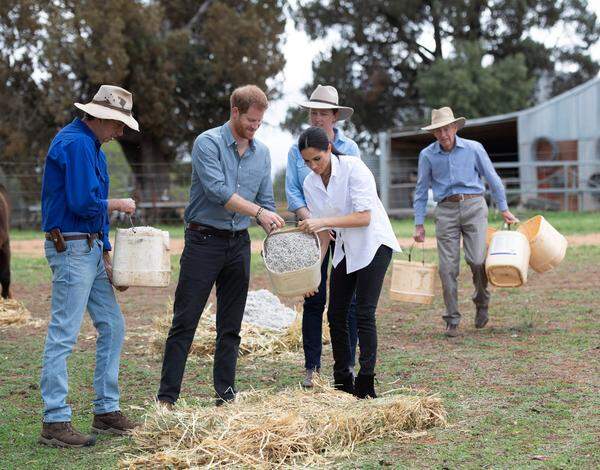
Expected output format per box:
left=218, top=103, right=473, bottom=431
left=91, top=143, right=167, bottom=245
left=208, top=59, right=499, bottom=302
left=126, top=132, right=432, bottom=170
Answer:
left=298, top=85, right=354, bottom=121
left=421, top=107, right=466, bottom=131
left=74, top=85, right=139, bottom=131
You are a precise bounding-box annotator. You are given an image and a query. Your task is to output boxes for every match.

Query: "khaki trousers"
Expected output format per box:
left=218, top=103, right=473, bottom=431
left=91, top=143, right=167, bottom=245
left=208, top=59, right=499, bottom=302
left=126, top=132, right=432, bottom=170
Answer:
left=434, top=197, right=490, bottom=325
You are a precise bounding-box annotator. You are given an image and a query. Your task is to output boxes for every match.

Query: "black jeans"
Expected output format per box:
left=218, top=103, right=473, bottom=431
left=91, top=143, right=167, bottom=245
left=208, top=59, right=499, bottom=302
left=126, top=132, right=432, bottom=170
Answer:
left=157, top=228, right=250, bottom=403
left=303, top=241, right=358, bottom=370
left=328, top=245, right=392, bottom=377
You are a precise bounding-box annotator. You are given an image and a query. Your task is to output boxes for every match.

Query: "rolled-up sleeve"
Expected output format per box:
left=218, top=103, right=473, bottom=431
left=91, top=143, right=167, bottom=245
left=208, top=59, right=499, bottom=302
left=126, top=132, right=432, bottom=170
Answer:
left=475, top=143, right=508, bottom=211
left=413, top=151, right=432, bottom=225
left=349, top=162, right=376, bottom=212
left=255, top=152, right=276, bottom=211
left=285, top=147, right=307, bottom=212
left=192, top=134, right=235, bottom=206
left=63, top=140, right=108, bottom=220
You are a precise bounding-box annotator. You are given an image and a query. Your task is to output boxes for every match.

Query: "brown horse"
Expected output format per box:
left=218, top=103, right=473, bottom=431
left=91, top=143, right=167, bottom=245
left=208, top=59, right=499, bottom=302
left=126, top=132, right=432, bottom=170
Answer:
left=0, top=185, right=11, bottom=298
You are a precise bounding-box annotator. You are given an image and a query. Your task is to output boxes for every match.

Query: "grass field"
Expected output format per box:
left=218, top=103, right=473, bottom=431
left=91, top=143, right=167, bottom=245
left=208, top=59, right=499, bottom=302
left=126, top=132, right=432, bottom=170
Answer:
left=1, top=213, right=599, bottom=468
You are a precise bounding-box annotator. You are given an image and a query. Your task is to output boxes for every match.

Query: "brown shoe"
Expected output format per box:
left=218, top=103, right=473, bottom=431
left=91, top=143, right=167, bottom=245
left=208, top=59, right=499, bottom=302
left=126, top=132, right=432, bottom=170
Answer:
left=39, top=422, right=96, bottom=448
left=157, top=399, right=174, bottom=411
left=445, top=323, right=460, bottom=338
left=91, top=411, right=138, bottom=435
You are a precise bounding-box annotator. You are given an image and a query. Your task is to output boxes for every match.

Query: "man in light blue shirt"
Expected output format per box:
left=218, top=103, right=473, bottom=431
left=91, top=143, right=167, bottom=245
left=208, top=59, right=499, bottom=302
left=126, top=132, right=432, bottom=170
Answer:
left=413, top=107, right=518, bottom=337
left=285, top=85, right=360, bottom=388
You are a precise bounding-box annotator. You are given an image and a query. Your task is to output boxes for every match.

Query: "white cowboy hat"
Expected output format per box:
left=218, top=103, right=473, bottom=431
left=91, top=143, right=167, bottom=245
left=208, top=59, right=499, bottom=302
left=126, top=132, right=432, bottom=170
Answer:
left=298, top=85, right=354, bottom=121
left=74, top=85, right=139, bottom=131
left=421, top=107, right=466, bottom=131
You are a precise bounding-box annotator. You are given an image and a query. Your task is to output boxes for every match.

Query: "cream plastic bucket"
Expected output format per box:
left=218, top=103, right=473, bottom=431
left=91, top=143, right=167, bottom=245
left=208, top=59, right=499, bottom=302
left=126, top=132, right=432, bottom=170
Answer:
left=517, top=215, right=567, bottom=273
left=263, top=228, right=321, bottom=297
left=112, top=227, right=171, bottom=287
left=485, top=227, right=530, bottom=287
left=390, top=244, right=437, bottom=304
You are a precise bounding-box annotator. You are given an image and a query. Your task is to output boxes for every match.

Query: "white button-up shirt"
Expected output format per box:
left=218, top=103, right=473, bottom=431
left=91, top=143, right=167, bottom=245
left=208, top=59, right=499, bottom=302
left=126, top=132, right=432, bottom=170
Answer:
left=303, top=155, right=401, bottom=273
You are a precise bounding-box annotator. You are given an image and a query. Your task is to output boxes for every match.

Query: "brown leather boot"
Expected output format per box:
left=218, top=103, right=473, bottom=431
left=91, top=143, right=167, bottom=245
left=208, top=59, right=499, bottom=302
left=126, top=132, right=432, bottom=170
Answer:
left=91, top=410, right=138, bottom=435
left=39, top=422, right=96, bottom=448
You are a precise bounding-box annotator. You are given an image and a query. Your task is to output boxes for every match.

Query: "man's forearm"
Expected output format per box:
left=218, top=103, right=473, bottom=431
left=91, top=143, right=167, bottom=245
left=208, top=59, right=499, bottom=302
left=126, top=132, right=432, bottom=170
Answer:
left=224, top=193, right=261, bottom=217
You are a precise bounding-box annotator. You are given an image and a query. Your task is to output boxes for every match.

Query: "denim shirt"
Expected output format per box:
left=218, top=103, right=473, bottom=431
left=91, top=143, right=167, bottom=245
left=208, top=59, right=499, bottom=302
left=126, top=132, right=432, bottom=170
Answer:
left=413, top=136, right=508, bottom=225
left=41, top=118, right=112, bottom=249
left=184, top=122, right=276, bottom=231
left=285, top=127, right=360, bottom=212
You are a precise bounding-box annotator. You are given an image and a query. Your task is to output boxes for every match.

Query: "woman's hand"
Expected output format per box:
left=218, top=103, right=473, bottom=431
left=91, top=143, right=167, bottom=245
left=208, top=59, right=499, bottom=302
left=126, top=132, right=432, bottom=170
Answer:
left=298, top=218, right=326, bottom=234
left=303, top=290, right=317, bottom=298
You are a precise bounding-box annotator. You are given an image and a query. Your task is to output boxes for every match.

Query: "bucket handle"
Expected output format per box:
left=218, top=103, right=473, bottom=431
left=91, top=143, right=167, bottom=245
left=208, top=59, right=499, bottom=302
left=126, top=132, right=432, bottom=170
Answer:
left=128, top=214, right=137, bottom=233
left=408, top=242, right=426, bottom=265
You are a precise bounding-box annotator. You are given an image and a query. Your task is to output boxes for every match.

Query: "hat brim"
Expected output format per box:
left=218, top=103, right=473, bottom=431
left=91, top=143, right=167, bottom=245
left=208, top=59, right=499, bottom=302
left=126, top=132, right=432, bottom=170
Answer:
left=298, top=101, right=354, bottom=121
left=421, top=117, right=466, bottom=132
left=74, top=102, right=140, bottom=132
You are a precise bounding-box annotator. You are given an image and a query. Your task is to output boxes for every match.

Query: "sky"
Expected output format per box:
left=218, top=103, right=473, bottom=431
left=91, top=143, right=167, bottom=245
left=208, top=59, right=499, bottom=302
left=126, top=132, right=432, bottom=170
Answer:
left=256, top=3, right=600, bottom=177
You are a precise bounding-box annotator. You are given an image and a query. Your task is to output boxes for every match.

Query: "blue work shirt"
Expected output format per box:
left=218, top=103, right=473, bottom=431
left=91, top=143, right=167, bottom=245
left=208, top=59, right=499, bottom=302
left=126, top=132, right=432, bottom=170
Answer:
left=285, top=127, right=360, bottom=212
left=41, top=118, right=112, bottom=249
left=184, top=122, right=276, bottom=230
left=413, top=136, right=508, bottom=225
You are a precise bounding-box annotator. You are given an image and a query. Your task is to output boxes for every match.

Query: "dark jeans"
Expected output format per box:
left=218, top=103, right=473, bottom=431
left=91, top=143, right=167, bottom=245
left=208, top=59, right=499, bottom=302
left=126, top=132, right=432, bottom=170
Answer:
left=303, top=241, right=358, bottom=370
left=328, top=245, right=392, bottom=377
left=157, top=229, right=250, bottom=403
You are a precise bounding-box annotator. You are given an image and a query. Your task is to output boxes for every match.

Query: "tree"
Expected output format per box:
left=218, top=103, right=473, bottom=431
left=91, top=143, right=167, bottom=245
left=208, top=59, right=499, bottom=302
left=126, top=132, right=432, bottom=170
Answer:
left=0, top=0, right=286, bottom=201
left=286, top=0, right=599, bottom=139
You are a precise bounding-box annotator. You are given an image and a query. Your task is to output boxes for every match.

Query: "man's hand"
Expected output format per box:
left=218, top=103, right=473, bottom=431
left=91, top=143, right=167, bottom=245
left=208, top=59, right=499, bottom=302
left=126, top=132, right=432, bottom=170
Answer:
left=501, top=210, right=519, bottom=225
left=103, top=251, right=128, bottom=291
left=257, top=208, right=285, bottom=234
left=298, top=218, right=326, bottom=234
left=295, top=207, right=311, bottom=221
left=108, top=198, right=136, bottom=214
left=413, top=224, right=425, bottom=243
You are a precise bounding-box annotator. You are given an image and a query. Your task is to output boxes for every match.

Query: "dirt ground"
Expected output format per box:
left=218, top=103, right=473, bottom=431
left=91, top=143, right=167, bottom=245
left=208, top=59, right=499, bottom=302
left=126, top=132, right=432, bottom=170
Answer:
left=11, top=232, right=600, bottom=257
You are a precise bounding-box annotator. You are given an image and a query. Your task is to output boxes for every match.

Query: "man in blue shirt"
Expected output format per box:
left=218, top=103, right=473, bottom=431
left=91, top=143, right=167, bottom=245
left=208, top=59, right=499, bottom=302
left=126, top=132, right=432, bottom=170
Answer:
left=413, top=107, right=518, bottom=337
left=157, top=85, right=284, bottom=407
left=39, top=85, right=138, bottom=447
left=285, top=85, right=361, bottom=388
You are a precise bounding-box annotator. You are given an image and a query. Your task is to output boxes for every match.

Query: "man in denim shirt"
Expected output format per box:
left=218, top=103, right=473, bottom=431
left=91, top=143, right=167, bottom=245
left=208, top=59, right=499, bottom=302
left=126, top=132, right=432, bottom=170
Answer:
left=157, top=85, right=284, bottom=407
left=40, top=85, right=138, bottom=447
left=413, top=107, right=518, bottom=337
left=285, top=85, right=361, bottom=387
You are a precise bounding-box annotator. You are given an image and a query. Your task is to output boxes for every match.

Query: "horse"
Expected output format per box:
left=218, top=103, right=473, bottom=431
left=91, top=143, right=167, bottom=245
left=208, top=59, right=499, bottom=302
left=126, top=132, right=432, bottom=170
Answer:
left=0, top=185, right=11, bottom=298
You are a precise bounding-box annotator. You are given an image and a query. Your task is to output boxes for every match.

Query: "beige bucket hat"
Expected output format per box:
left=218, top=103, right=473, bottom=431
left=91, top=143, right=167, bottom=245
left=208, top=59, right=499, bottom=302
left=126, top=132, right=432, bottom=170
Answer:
left=421, top=107, right=466, bottom=131
left=74, top=85, right=139, bottom=131
left=299, top=85, right=354, bottom=121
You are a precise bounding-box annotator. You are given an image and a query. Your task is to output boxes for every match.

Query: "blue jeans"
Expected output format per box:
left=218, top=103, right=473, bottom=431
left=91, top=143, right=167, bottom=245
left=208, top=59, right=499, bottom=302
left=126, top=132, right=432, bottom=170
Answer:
left=303, top=242, right=358, bottom=370
left=41, top=238, right=125, bottom=423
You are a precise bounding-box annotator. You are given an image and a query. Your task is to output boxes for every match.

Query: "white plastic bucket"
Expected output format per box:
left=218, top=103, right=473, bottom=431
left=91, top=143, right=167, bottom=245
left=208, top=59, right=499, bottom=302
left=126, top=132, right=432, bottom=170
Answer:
left=485, top=226, right=530, bottom=287
left=390, top=244, right=437, bottom=304
left=112, top=227, right=171, bottom=287
left=263, top=228, right=321, bottom=297
left=517, top=215, right=567, bottom=273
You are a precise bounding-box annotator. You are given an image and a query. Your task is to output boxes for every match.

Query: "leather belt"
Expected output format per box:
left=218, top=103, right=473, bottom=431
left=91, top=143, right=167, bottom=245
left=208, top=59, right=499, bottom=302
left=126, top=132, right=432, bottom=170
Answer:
left=441, top=193, right=483, bottom=203
left=44, top=232, right=101, bottom=242
left=187, top=222, right=247, bottom=239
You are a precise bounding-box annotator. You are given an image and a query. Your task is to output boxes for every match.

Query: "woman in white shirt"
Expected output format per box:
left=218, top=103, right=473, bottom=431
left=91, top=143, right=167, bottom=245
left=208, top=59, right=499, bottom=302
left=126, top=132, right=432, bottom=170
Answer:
left=297, top=127, right=401, bottom=398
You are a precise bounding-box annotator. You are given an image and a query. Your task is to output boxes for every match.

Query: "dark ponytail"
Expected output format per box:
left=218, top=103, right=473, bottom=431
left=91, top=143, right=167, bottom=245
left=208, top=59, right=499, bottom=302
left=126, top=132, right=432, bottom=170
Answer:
left=298, top=126, right=342, bottom=156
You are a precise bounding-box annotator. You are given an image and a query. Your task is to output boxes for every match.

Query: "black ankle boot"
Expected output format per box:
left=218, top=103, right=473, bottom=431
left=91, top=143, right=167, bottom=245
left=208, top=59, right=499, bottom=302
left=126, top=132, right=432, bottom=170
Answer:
left=333, top=372, right=354, bottom=395
left=354, top=374, right=377, bottom=399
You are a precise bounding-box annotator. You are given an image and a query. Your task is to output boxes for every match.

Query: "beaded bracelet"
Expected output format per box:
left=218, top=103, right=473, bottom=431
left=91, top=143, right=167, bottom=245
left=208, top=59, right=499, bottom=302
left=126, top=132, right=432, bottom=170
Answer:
left=255, top=206, right=264, bottom=223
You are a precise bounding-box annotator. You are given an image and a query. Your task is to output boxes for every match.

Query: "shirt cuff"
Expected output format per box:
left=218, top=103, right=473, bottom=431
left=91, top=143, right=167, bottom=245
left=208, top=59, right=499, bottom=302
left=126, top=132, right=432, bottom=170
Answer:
left=414, top=214, right=426, bottom=225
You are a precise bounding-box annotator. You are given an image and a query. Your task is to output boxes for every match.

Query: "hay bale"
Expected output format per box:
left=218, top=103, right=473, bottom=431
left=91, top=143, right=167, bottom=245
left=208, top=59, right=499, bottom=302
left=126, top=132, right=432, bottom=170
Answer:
left=0, top=298, right=31, bottom=327
left=120, top=378, right=446, bottom=469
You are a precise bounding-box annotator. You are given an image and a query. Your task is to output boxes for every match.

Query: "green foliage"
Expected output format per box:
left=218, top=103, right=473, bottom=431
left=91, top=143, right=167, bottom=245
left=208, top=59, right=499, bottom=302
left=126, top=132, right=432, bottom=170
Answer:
left=290, top=0, right=599, bottom=139
left=416, top=41, right=536, bottom=118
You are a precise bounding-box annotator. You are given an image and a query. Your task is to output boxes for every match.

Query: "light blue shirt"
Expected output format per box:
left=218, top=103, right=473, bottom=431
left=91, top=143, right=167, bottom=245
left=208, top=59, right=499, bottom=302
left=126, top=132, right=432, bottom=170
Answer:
left=285, top=127, right=360, bottom=212
left=184, top=122, right=276, bottom=231
left=413, top=136, right=508, bottom=225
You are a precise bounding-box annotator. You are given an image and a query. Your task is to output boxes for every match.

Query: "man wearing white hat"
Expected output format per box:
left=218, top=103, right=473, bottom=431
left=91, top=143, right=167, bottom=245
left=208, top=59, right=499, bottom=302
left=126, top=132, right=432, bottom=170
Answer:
left=39, top=85, right=138, bottom=447
left=285, top=85, right=361, bottom=387
left=413, top=107, right=518, bottom=337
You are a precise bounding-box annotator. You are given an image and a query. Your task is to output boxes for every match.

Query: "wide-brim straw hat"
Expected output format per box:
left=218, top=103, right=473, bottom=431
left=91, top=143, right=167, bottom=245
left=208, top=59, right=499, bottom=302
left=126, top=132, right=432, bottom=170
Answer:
left=298, top=85, right=354, bottom=121
left=421, top=107, right=466, bottom=131
left=74, top=85, right=139, bottom=131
